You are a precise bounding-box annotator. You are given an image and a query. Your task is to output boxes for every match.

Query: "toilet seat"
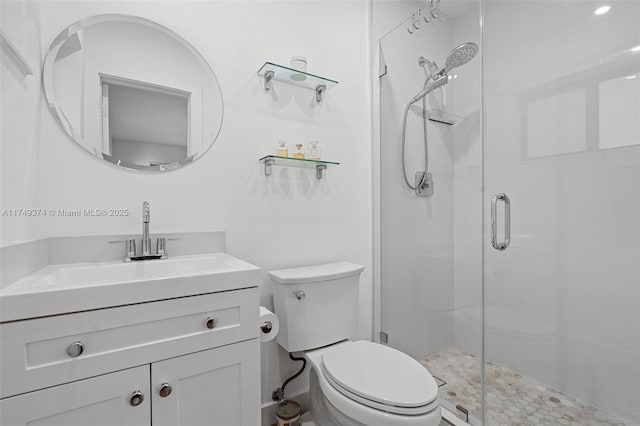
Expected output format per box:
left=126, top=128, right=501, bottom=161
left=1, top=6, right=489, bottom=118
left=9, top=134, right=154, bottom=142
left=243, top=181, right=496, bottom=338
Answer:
left=320, top=341, right=439, bottom=416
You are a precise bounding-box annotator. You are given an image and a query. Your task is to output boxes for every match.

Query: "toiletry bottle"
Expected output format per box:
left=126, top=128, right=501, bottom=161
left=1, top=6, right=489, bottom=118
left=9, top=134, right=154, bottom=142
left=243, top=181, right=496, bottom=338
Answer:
left=293, top=144, right=305, bottom=159
left=309, top=141, right=321, bottom=160
left=277, top=141, right=289, bottom=157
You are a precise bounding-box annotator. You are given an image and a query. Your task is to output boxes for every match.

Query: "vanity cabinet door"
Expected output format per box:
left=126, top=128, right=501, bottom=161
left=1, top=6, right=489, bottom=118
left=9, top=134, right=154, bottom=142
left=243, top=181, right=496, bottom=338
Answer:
left=151, top=338, right=260, bottom=426
left=0, top=365, right=150, bottom=426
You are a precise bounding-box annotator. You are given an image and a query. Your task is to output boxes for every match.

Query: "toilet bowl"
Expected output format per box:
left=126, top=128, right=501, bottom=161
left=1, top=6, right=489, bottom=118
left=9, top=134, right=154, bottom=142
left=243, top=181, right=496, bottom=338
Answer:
left=304, top=340, right=441, bottom=426
left=270, top=262, right=441, bottom=426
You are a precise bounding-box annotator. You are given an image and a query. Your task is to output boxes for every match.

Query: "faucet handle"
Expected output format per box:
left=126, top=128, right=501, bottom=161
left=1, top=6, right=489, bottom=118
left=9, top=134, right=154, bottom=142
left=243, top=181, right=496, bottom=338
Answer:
left=109, top=239, right=136, bottom=261
left=156, top=237, right=179, bottom=259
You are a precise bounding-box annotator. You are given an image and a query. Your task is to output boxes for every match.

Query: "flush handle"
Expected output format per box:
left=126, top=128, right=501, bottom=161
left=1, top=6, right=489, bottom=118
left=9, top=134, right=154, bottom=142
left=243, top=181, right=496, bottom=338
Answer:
left=292, top=290, right=305, bottom=300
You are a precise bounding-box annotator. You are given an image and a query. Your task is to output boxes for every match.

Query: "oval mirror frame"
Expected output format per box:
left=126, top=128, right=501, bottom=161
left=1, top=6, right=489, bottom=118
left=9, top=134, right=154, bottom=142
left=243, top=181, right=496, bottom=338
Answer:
left=42, top=14, right=224, bottom=172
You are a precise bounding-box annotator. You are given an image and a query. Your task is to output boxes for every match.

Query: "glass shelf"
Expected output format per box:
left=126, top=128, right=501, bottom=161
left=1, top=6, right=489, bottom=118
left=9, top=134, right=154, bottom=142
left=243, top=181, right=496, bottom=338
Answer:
left=257, top=62, right=338, bottom=101
left=258, top=155, right=339, bottom=179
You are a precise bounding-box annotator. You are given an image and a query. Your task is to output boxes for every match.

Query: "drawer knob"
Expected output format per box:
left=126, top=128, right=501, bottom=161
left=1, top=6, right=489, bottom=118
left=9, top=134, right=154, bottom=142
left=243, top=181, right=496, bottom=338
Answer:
left=206, top=316, right=218, bottom=330
left=158, top=383, right=173, bottom=398
left=129, top=390, right=144, bottom=407
left=66, top=341, right=84, bottom=357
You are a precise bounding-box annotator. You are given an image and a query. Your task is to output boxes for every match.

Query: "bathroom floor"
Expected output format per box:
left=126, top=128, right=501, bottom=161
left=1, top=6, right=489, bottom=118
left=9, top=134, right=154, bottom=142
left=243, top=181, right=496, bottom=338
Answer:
left=422, top=348, right=628, bottom=426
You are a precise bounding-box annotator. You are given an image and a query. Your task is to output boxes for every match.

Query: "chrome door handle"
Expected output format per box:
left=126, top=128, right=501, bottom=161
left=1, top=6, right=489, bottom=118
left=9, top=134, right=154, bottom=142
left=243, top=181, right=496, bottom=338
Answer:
left=491, top=193, right=511, bottom=251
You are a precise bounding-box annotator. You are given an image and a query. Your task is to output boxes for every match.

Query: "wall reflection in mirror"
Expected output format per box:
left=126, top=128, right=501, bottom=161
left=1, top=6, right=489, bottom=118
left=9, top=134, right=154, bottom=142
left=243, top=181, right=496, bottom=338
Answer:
left=520, top=54, right=639, bottom=159
left=43, top=15, right=223, bottom=172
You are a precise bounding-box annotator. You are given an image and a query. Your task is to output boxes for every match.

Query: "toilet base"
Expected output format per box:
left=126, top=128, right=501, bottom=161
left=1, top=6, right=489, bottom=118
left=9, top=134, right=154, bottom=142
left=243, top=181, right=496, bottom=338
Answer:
left=299, top=411, right=315, bottom=426
left=308, top=368, right=369, bottom=426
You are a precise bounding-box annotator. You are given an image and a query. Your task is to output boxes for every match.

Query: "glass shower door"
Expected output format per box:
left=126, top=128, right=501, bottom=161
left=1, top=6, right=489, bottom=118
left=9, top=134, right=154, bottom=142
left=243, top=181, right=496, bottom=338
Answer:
left=378, top=3, right=484, bottom=421
left=482, top=1, right=640, bottom=424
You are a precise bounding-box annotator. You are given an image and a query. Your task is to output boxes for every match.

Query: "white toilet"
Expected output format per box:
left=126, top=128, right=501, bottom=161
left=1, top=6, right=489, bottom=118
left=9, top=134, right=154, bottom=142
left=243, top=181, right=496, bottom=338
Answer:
left=270, top=262, right=441, bottom=426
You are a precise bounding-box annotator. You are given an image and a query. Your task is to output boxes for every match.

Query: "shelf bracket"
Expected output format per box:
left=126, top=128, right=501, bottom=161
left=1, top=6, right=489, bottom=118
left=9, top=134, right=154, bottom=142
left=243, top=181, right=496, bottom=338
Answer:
left=315, top=84, right=326, bottom=102
left=264, top=158, right=275, bottom=176
left=264, top=70, right=275, bottom=90
left=316, top=164, right=327, bottom=179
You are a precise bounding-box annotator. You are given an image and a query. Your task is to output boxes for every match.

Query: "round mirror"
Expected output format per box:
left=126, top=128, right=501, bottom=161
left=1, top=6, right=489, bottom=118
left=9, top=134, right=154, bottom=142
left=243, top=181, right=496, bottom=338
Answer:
left=43, top=15, right=223, bottom=172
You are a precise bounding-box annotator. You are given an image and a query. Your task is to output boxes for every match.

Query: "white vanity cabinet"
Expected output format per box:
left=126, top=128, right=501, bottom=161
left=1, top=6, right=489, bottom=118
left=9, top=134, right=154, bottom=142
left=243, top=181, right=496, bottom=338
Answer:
left=1, top=365, right=151, bottom=426
left=0, top=287, right=260, bottom=426
left=151, top=339, right=259, bottom=426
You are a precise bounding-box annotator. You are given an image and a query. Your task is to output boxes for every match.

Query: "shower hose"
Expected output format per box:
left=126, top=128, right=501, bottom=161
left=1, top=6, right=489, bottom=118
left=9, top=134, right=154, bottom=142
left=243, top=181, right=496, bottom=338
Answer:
left=401, top=91, right=429, bottom=191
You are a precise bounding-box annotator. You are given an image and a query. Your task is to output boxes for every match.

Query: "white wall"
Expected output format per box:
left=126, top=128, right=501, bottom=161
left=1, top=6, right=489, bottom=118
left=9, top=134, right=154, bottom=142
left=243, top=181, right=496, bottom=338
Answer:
left=1, top=0, right=46, bottom=245
left=1, top=0, right=373, bottom=411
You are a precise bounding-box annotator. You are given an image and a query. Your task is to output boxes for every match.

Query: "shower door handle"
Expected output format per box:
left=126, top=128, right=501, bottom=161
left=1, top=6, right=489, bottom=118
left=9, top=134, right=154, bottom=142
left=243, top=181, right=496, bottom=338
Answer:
left=491, top=193, right=510, bottom=251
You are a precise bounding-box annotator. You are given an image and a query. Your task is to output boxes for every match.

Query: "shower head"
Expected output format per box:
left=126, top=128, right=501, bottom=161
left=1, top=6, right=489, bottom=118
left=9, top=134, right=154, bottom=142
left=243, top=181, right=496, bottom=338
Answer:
left=438, top=42, right=478, bottom=76
left=408, top=42, right=477, bottom=104
left=409, top=74, right=448, bottom=104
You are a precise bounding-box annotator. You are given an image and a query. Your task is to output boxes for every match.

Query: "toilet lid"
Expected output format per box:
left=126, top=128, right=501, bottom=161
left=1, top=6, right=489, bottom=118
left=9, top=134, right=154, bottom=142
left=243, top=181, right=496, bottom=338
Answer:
left=321, top=341, right=439, bottom=410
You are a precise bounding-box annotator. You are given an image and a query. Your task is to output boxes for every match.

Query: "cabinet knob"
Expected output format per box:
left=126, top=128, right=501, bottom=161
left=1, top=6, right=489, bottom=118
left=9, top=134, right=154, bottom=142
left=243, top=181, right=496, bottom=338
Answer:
left=206, top=316, right=218, bottom=330
left=66, top=341, right=84, bottom=357
left=158, top=383, right=173, bottom=398
left=129, top=390, right=144, bottom=407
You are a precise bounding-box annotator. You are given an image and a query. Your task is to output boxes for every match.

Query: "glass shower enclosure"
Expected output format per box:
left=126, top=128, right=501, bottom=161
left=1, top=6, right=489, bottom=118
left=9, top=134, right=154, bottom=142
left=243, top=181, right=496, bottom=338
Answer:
left=377, top=1, right=639, bottom=424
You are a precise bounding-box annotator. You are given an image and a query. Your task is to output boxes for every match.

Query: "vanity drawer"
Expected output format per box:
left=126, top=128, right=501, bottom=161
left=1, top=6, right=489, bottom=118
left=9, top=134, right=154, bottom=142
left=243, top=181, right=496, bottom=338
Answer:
left=0, top=287, right=258, bottom=398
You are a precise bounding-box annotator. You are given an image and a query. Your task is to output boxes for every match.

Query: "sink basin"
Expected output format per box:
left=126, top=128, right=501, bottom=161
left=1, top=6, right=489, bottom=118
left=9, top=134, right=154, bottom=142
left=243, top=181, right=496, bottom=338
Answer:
left=0, top=253, right=260, bottom=322
left=52, top=255, right=233, bottom=287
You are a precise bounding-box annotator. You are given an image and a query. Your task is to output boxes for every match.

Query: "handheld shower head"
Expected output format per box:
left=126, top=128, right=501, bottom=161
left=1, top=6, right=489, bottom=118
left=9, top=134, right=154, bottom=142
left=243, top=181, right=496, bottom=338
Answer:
left=432, top=42, right=479, bottom=79
left=408, top=42, right=478, bottom=104
left=445, top=42, right=478, bottom=71
left=409, top=74, right=448, bottom=104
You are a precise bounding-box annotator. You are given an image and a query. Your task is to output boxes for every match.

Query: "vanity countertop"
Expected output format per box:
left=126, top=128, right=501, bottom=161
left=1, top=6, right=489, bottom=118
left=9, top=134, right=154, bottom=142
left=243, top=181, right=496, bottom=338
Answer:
left=0, top=253, right=260, bottom=323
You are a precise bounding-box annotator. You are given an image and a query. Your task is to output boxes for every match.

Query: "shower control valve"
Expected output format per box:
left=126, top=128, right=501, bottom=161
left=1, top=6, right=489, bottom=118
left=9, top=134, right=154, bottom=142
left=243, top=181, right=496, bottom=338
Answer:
left=415, top=171, right=434, bottom=197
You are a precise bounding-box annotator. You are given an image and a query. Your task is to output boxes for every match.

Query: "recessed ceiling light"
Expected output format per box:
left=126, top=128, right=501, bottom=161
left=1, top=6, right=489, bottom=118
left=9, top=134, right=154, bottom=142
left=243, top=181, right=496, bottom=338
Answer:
left=625, top=75, right=638, bottom=80
left=632, top=45, right=640, bottom=52
left=594, top=5, right=610, bottom=15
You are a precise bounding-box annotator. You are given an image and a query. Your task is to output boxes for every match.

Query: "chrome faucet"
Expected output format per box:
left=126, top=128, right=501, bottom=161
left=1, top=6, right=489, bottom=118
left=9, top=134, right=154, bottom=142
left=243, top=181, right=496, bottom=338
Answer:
left=141, top=201, right=151, bottom=256
left=110, top=201, right=178, bottom=262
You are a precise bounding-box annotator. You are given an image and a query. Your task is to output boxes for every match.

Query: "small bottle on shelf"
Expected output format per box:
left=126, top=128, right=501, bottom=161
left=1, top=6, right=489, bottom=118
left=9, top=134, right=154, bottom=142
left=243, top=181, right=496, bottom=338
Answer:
left=276, top=140, right=289, bottom=157
left=293, top=143, right=305, bottom=159
left=309, top=141, right=321, bottom=160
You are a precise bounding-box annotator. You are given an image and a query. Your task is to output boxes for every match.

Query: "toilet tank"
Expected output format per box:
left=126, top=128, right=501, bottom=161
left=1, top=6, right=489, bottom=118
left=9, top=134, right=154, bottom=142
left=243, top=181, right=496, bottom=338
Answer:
left=270, top=262, right=364, bottom=352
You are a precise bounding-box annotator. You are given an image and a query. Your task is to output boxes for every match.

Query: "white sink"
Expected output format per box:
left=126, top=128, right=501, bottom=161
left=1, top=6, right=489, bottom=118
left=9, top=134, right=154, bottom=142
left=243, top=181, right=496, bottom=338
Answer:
left=0, top=253, right=260, bottom=322
left=53, top=255, right=233, bottom=287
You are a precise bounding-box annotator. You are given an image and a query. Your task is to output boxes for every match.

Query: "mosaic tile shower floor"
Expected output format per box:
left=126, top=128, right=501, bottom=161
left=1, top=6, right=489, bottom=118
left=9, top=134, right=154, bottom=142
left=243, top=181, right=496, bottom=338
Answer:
left=422, top=348, right=629, bottom=426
